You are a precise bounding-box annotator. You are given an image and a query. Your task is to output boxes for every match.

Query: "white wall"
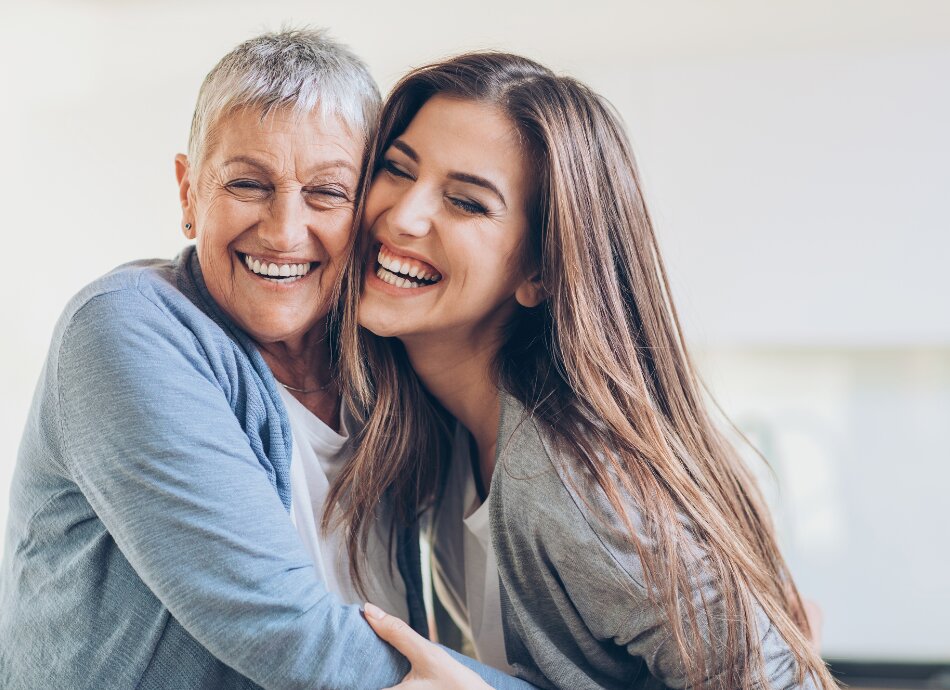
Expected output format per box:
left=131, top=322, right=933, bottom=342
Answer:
left=697, top=347, right=950, bottom=660
left=1, top=0, right=947, bottom=661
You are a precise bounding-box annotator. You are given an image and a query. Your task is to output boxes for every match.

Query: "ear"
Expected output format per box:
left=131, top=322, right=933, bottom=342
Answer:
left=515, top=272, right=545, bottom=308
left=175, top=153, right=196, bottom=240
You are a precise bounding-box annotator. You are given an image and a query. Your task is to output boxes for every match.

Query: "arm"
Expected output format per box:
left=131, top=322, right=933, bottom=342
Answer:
left=56, top=289, right=411, bottom=690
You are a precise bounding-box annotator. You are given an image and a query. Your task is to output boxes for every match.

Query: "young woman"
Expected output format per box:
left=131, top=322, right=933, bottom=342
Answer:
left=329, top=53, right=836, bottom=689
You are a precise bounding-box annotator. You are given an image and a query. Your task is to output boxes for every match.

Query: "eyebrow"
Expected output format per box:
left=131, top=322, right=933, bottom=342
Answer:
left=391, top=139, right=507, bottom=208
left=222, top=155, right=358, bottom=177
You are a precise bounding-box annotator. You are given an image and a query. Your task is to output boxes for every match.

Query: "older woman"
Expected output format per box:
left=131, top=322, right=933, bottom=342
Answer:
left=0, top=30, right=531, bottom=690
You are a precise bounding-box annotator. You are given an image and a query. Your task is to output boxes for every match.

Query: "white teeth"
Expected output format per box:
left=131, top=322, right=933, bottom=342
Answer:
left=375, top=246, right=443, bottom=286
left=376, top=265, right=431, bottom=289
left=243, top=254, right=313, bottom=279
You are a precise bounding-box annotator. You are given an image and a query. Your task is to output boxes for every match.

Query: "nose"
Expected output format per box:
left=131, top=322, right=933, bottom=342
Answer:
left=386, top=181, right=436, bottom=239
left=258, top=188, right=310, bottom=251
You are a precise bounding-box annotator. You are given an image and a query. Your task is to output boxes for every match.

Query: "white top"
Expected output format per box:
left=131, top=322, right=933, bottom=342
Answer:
left=278, top=387, right=409, bottom=622
left=431, top=424, right=512, bottom=673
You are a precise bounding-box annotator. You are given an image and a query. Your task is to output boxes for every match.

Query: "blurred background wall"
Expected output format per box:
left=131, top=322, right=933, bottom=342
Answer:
left=1, top=0, right=947, bottom=671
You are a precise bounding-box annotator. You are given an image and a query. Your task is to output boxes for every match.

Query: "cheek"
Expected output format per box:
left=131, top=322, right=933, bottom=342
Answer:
left=316, top=209, right=356, bottom=261
left=196, top=197, right=252, bottom=247
left=363, top=178, right=397, bottom=228
left=447, top=238, right=525, bottom=302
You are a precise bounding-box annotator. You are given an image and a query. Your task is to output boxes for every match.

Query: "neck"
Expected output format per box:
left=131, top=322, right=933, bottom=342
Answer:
left=257, top=321, right=339, bottom=427
left=402, top=329, right=502, bottom=480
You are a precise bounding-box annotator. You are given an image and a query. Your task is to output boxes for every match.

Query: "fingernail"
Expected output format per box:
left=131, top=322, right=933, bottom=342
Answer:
left=364, top=602, right=385, bottom=620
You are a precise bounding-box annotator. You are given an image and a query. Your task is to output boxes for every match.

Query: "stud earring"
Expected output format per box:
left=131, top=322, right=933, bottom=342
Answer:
left=184, top=223, right=192, bottom=230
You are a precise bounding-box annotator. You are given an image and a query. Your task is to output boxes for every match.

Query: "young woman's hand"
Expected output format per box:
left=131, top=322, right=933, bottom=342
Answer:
left=363, top=603, right=492, bottom=690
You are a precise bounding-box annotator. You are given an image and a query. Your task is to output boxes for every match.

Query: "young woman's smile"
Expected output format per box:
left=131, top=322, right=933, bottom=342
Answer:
left=366, top=242, right=444, bottom=294
left=359, top=95, right=538, bottom=342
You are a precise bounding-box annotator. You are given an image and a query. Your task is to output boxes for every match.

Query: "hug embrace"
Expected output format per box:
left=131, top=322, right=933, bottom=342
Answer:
left=0, top=28, right=836, bottom=690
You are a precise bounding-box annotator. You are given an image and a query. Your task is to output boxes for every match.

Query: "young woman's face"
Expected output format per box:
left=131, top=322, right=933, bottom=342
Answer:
left=358, top=95, right=538, bottom=344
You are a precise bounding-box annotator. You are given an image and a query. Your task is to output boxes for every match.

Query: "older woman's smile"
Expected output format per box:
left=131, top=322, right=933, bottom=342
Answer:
left=238, top=252, right=318, bottom=283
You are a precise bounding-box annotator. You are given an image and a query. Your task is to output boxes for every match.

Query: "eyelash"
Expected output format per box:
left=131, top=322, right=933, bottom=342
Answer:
left=306, top=186, right=349, bottom=201
left=227, top=180, right=349, bottom=201
left=381, top=159, right=488, bottom=216
left=228, top=179, right=268, bottom=191
left=382, top=160, right=411, bottom=179
left=448, top=197, right=487, bottom=215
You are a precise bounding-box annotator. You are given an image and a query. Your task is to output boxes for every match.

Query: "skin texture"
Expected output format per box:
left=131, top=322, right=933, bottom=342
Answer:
left=175, top=107, right=363, bottom=424
left=360, top=95, right=542, bottom=478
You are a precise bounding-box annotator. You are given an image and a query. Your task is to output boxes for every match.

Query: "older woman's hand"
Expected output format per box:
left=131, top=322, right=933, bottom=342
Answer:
left=363, top=603, right=492, bottom=690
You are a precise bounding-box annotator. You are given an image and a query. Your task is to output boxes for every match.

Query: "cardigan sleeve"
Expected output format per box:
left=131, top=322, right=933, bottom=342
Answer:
left=490, top=416, right=817, bottom=690
left=55, top=287, right=414, bottom=689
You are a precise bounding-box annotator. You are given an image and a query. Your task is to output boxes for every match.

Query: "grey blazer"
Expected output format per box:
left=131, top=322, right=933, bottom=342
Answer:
left=486, top=392, right=819, bottom=690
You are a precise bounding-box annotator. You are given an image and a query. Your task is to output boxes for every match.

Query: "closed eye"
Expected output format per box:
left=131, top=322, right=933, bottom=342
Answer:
left=226, top=179, right=271, bottom=196
left=381, top=159, right=413, bottom=180
left=305, top=185, right=351, bottom=202
left=448, top=196, right=488, bottom=215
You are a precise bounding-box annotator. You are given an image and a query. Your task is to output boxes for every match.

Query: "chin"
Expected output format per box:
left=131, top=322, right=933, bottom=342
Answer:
left=359, top=322, right=399, bottom=339
left=359, top=317, right=407, bottom=340
left=238, top=310, right=325, bottom=346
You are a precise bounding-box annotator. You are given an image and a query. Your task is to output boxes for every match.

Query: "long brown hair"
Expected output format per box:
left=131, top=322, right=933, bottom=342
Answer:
left=326, top=52, right=836, bottom=690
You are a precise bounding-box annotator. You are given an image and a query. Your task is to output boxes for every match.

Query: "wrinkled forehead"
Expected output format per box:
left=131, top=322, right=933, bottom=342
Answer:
left=197, top=103, right=365, bottom=173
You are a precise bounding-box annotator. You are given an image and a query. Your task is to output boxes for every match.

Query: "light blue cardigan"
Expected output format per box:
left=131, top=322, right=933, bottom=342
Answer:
left=0, top=246, right=533, bottom=690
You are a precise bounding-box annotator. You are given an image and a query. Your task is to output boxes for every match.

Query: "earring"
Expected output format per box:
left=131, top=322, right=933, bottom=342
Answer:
left=184, top=223, right=192, bottom=230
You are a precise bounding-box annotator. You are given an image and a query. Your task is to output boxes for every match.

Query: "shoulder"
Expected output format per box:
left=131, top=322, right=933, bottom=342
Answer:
left=489, top=393, right=658, bottom=654
left=55, top=249, right=228, bottom=371
left=492, top=391, right=646, bottom=537
left=62, top=251, right=198, bottom=332
left=47, top=251, right=256, bottom=428
left=490, top=392, right=651, bottom=589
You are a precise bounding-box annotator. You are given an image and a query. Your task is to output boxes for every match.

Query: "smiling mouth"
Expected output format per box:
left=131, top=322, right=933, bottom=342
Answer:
left=374, top=244, right=442, bottom=289
left=239, top=253, right=317, bottom=283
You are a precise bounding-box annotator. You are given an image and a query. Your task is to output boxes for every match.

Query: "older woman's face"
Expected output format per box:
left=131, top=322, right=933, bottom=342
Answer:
left=176, top=107, right=362, bottom=346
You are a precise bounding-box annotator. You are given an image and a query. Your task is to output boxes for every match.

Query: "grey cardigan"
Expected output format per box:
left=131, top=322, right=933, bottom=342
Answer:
left=486, top=392, right=819, bottom=690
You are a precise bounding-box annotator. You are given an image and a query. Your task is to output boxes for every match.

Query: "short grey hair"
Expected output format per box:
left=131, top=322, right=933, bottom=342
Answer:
left=187, top=28, right=380, bottom=171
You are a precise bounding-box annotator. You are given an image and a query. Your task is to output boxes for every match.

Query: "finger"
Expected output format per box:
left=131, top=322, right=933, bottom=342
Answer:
left=364, top=602, right=433, bottom=663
